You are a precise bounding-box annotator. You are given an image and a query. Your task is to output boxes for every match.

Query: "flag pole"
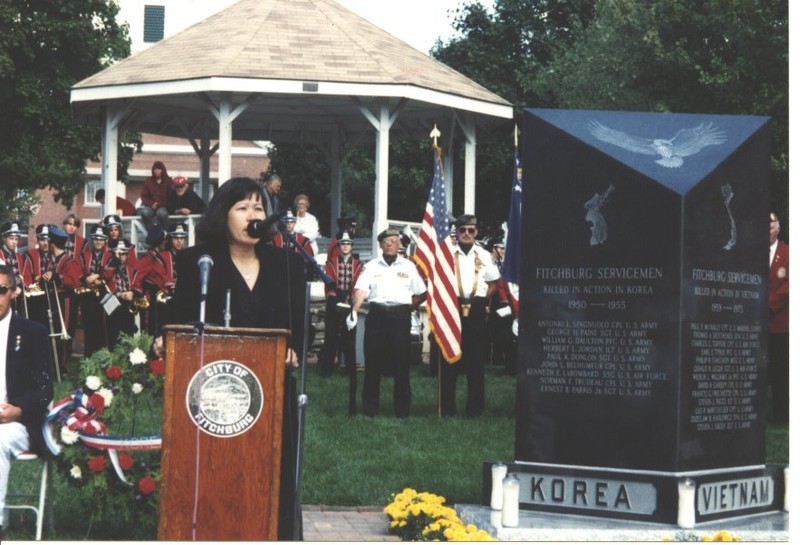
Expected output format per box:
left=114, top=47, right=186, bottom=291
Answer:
left=429, top=124, right=443, bottom=418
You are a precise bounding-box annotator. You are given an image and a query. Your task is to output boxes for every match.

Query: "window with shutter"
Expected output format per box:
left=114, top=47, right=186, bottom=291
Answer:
left=143, top=5, right=165, bottom=43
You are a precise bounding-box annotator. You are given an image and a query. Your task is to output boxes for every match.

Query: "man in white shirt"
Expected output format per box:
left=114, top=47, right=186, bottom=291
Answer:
left=442, top=215, right=500, bottom=417
left=350, top=229, right=426, bottom=417
left=0, top=265, right=54, bottom=539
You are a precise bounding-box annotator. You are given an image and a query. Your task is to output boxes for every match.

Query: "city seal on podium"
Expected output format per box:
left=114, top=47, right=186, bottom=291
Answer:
left=186, top=360, right=264, bottom=438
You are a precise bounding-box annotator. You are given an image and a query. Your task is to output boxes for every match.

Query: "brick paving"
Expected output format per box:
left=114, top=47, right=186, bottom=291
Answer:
left=302, top=505, right=399, bottom=542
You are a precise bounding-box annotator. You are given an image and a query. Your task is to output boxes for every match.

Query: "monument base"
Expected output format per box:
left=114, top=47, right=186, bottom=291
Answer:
left=457, top=504, right=788, bottom=542
left=482, top=462, right=786, bottom=525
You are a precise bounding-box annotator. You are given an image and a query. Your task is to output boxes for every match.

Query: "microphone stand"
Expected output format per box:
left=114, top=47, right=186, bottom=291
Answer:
left=279, top=225, right=334, bottom=541
left=293, top=282, right=310, bottom=541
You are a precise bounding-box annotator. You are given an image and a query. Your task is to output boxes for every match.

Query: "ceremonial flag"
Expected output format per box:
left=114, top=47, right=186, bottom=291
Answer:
left=502, top=150, right=522, bottom=284
left=415, top=147, right=462, bottom=363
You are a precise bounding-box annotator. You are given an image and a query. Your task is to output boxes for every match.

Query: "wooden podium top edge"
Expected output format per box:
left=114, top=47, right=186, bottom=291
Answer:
left=162, top=324, right=291, bottom=338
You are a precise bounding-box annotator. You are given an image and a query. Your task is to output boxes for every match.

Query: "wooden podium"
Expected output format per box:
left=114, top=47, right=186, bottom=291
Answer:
left=158, top=325, right=289, bottom=540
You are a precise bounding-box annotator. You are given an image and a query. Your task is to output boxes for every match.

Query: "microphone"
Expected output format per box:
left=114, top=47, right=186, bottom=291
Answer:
left=247, top=213, right=283, bottom=239
left=198, top=254, right=214, bottom=301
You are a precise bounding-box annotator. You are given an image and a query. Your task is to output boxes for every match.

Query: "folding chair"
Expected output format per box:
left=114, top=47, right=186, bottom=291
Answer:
left=6, top=451, right=52, bottom=540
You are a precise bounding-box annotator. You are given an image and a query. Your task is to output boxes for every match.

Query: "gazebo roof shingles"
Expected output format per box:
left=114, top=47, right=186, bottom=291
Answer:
left=75, top=0, right=509, bottom=106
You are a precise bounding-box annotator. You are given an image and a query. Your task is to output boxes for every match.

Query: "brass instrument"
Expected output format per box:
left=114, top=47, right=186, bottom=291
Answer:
left=51, top=283, right=71, bottom=342
left=24, top=283, right=45, bottom=297
left=42, top=280, right=68, bottom=382
left=156, top=290, right=172, bottom=304
left=19, top=277, right=29, bottom=319
left=74, top=284, right=103, bottom=296
left=129, top=295, right=150, bottom=314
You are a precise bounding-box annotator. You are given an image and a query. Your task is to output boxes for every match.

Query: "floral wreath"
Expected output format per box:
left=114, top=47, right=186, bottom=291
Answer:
left=45, top=334, right=165, bottom=516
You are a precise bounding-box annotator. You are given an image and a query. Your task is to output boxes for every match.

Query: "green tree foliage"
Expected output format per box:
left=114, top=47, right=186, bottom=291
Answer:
left=434, top=0, right=788, bottom=229
left=0, top=0, right=131, bottom=217
left=432, top=0, right=596, bottom=226
left=435, top=0, right=596, bottom=107
left=535, top=0, right=788, bottom=223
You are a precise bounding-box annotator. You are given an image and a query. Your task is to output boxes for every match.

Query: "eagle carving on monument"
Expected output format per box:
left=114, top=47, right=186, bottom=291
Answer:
left=587, top=120, right=727, bottom=168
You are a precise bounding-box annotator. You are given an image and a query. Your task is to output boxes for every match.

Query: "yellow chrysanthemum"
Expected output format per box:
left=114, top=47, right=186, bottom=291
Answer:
left=385, top=488, right=494, bottom=541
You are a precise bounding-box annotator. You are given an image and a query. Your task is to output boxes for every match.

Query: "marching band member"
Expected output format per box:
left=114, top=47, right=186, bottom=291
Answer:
left=41, top=226, right=82, bottom=371
left=318, top=232, right=363, bottom=380
left=106, top=239, right=138, bottom=347
left=62, top=213, right=85, bottom=257
left=78, top=226, right=114, bottom=357
left=0, top=222, right=26, bottom=315
left=132, top=228, right=167, bottom=336
left=102, top=214, right=137, bottom=267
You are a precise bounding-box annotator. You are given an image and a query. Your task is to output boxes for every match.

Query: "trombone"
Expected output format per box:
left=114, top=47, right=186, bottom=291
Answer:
left=16, top=275, right=29, bottom=319
left=46, top=280, right=71, bottom=342
left=41, top=279, right=69, bottom=382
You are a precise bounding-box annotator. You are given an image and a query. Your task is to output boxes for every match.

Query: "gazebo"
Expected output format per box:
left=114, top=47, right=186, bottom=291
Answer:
left=70, top=0, right=513, bottom=253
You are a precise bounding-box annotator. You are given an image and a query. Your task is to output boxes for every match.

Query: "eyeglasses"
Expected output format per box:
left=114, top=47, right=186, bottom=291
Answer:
left=458, top=227, right=476, bottom=234
left=0, top=285, right=11, bottom=295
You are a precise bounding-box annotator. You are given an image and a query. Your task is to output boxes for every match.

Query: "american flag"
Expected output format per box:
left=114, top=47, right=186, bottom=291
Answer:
left=414, top=147, right=462, bottom=363
left=502, top=150, right=522, bottom=284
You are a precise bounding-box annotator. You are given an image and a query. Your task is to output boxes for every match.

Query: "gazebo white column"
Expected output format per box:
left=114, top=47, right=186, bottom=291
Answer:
left=461, top=117, right=477, bottom=215
left=207, top=93, right=254, bottom=185
left=329, top=127, right=342, bottom=237
left=101, top=104, right=126, bottom=218
left=443, top=150, right=454, bottom=216
left=179, top=118, right=217, bottom=202
left=359, top=102, right=400, bottom=256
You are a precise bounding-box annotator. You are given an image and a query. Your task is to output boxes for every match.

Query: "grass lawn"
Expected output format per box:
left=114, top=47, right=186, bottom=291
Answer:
left=300, top=363, right=516, bottom=506
left=4, top=358, right=790, bottom=539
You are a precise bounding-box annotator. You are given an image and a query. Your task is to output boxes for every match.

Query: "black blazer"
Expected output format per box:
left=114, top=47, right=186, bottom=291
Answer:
left=172, top=243, right=307, bottom=353
left=5, top=314, right=55, bottom=455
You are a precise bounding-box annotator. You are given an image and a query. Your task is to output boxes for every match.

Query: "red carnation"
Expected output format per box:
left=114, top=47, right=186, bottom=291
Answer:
left=149, top=358, right=165, bottom=376
left=105, top=366, right=123, bottom=380
left=88, top=455, right=106, bottom=473
left=118, top=452, right=133, bottom=471
left=139, top=475, right=157, bottom=495
left=88, top=393, right=106, bottom=414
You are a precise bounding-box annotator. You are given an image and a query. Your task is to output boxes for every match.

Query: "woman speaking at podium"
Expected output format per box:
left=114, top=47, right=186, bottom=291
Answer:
left=172, top=177, right=306, bottom=540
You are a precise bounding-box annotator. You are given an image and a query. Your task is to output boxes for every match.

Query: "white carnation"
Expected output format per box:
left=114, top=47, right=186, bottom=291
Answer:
left=97, top=387, right=114, bottom=407
left=60, top=426, right=80, bottom=445
left=129, top=348, right=148, bottom=365
left=132, top=383, right=144, bottom=394
left=70, top=465, right=82, bottom=480
left=85, top=375, right=102, bottom=390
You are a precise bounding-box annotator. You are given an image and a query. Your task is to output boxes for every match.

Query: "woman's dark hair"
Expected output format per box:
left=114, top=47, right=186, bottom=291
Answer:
left=197, top=177, right=267, bottom=249
left=150, top=161, right=170, bottom=183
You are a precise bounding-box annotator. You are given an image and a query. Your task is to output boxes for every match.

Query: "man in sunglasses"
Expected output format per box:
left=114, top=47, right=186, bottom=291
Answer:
left=441, top=215, right=500, bottom=418
left=0, top=264, right=54, bottom=540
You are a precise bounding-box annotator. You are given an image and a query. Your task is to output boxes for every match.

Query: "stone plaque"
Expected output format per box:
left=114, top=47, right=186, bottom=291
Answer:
left=516, top=109, right=771, bottom=473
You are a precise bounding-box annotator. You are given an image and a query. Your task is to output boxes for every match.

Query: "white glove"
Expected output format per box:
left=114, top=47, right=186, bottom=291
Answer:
left=512, top=319, right=519, bottom=337
left=345, top=311, right=358, bottom=331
